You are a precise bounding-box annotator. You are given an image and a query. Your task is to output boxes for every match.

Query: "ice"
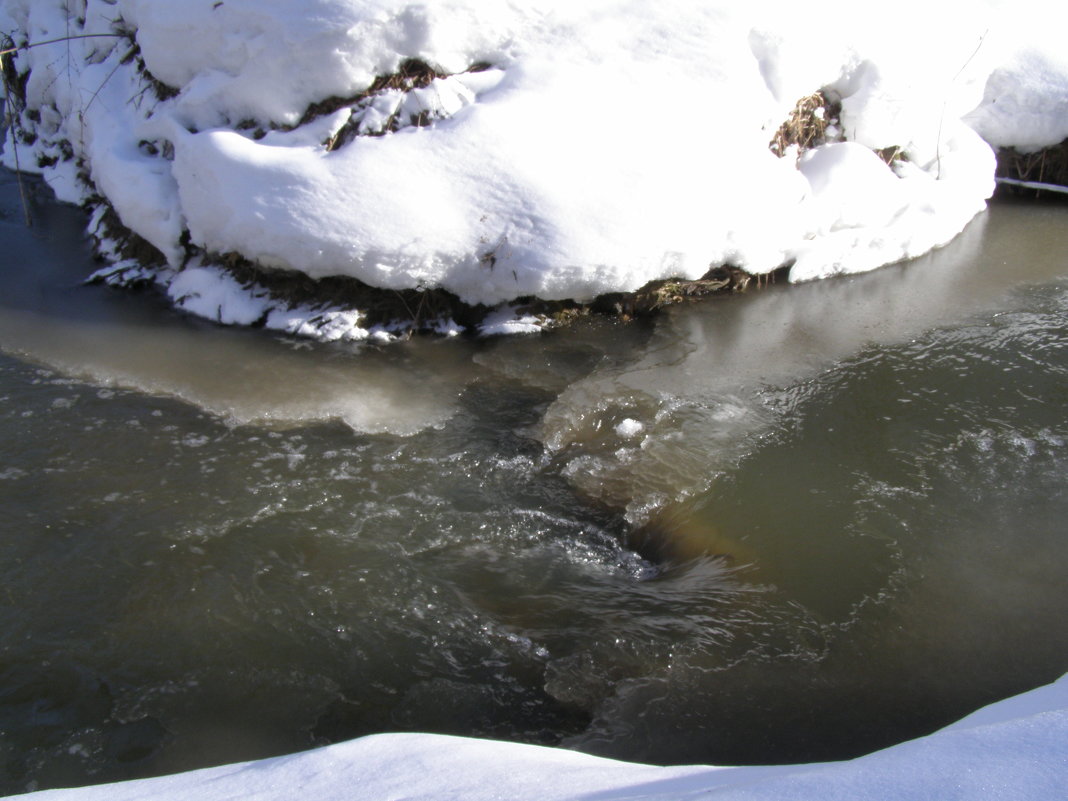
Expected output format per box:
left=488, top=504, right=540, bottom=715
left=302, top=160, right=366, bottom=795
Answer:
left=477, top=306, right=545, bottom=336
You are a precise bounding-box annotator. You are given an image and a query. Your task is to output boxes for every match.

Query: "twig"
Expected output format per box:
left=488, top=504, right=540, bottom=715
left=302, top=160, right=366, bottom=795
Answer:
left=1, top=44, right=32, bottom=226
left=65, top=2, right=73, bottom=94
left=392, top=290, right=418, bottom=332
left=0, top=29, right=128, bottom=227
left=0, top=33, right=125, bottom=58
left=6, top=133, right=33, bottom=227
left=936, top=30, right=988, bottom=179
left=83, top=46, right=137, bottom=115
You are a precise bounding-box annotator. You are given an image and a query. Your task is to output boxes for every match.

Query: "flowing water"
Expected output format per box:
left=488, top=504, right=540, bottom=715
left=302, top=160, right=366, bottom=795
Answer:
left=1, top=168, right=1066, bottom=794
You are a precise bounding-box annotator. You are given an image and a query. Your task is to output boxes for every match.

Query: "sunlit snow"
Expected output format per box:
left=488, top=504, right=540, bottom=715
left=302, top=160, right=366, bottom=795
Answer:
left=2, top=0, right=1066, bottom=324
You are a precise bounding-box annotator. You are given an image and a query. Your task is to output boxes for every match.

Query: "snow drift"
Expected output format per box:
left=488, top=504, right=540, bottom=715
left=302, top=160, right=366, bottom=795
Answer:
left=10, top=672, right=1068, bottom=801
left=2, top=0, right=1067, bottom=337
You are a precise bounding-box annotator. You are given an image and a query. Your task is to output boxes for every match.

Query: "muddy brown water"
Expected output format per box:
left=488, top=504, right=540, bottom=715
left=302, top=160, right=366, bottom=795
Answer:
left=1, top=168, right=1066, bottom=793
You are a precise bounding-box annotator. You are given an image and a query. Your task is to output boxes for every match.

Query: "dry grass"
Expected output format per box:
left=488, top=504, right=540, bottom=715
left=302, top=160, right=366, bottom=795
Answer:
left=185, top=251, right=786, bottom=336
left=769, top=91, right=840, bottom=158
left=874, top=145, right=907, bottom=166
left=366, top=58, right=455, bottom=95
left=133, top=51, right=180, bottom=101
left=589, top=264, right=786, bottom=320
left=212, top=251, right=490, bottom=332
left=296, top=59, right=450, bottom=129
left=995, top=140, right=1068, bottom=198
left=321, top=59, right=494, bottom=150
left=84, top=198, right=168, bottom=269
left=770, top=92, right=908, bottom=167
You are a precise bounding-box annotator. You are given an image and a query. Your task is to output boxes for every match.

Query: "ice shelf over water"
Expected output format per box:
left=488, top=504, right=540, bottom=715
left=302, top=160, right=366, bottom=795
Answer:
left=2, top=0, right=1068, bottom=337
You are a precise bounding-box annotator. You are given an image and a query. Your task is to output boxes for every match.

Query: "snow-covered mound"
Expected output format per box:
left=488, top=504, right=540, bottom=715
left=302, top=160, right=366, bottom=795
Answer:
left=11, top=672, right=1068, bottom=801
left=1, top=0, right=1067, bottom=334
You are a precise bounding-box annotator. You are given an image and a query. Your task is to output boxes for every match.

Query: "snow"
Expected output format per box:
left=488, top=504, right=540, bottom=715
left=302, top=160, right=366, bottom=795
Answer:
left=10, top=672, right=1067, bottom=801
left=3, top=0, right=1068, bottom=334
left=964, top=19, right=1068, bottom=152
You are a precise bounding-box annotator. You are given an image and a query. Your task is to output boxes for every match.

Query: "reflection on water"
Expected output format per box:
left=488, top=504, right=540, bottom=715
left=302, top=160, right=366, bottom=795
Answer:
left=1, top=169, right=1067, bottom=793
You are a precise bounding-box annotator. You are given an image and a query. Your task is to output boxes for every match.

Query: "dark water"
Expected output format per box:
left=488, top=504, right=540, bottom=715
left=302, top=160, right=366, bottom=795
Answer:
left=0, top=169, right=1066, bottom=794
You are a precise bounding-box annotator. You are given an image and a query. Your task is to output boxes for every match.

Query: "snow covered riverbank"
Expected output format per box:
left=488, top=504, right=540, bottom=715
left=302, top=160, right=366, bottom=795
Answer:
left=2, top=0, right=1067, bottom=339
left=10, top=672, right=1067, bottom=801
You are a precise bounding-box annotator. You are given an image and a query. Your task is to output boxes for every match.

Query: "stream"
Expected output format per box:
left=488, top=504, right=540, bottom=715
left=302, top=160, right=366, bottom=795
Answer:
left=1, top=168, right=1066, bottom=794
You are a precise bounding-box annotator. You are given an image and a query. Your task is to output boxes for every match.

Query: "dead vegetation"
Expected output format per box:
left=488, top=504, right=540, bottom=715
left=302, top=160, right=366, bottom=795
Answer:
left=84, top=196, right=168, bottom=270
left=122, top=249, right=786, bottom=337
left=334, top=59, right=493, bottom=149
left=770, top=91, right=908, bottom=167
left=209, top=250, right=490, bottom=332
left=296, top=58, right=448, bottom=127
left=287, top=58, right=495, bottom=150
left=995, top=139, right=1068, bottom=198
left=769, top=91, right=841, bottom=158
left=131, top=50, right=180, bottom=101
left=590, top=265, right=783, bottom=320
left=873, top=145, right=908, bottom=166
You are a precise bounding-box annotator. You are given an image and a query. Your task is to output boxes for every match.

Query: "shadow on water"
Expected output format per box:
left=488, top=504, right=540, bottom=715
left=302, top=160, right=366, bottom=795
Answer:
left=1, top=164, right=1067, bottom=790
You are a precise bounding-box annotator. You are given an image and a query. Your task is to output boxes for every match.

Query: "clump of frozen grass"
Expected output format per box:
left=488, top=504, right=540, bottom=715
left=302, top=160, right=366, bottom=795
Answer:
left=290, top=58, right=496, bottom=150
left=768, top=91, right=842, bottom=159
left=769, top=91, right=909, bottom=168
left=297, top=58, right=449, bottom=126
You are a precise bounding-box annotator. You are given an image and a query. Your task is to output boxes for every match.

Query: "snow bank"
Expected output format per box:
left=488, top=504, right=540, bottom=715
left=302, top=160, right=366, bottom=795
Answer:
left=964, top=17, right=1068, bottom=152
left=11, top=672, right=1067, bottom=801
left=3, top=0, right=1068, bottom=332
